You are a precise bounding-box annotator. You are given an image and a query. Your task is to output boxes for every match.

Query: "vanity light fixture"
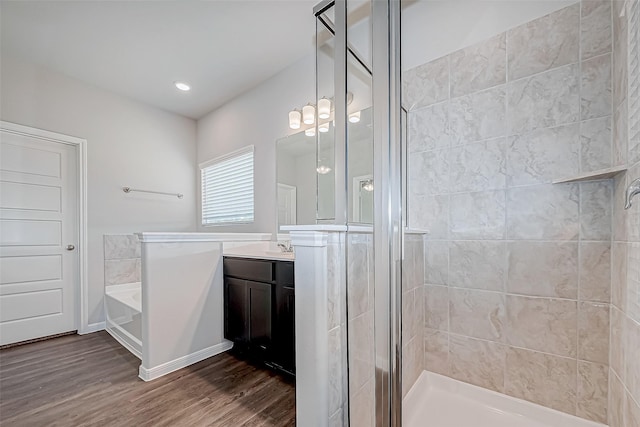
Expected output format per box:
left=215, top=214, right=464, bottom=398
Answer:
left=318, top=122, right=330, bottom=133
left=288, top=93, right=353, bottom=130
left=289, top=110, right=302, bottom=129
left=318, top=97, right=331, bottom=119
left=316, top=165, right=332, bottom=174
left=174, top=81, right=191, bottom=91
left=305, top=127, right=316, bottom=137
left=303, top=104, right=316, bottom=125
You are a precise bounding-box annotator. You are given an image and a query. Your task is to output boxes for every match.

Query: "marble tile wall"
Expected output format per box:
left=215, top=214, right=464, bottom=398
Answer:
left=327, top=233, right=348, bottom=427
left=345, top=231, right=425, bottom=424
left=609, top=1, right=640, bottom=426
left=103, top=234, right=141, bottom=286
left=402, top=234, right=426, bottom=397
left=404, top=2, right=615, bottom=423
left=346, top=233, right=375, bottom=427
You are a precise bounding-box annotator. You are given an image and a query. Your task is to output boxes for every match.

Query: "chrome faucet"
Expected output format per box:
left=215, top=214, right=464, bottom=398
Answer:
left=625, top=178, right=640, bottom=210
left=277, top=241, right=294, bottom=253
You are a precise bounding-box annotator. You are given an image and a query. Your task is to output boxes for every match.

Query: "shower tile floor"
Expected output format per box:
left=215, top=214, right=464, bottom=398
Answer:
left=403, top=372, right=607, bottom=427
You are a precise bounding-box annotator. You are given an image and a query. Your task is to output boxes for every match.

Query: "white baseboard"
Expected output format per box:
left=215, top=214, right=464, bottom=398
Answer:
left=138, top=340, right=234, bottom=382
left=78, top=321, right=106, bottom=334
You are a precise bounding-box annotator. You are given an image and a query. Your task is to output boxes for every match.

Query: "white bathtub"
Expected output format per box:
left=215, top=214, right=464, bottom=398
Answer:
left=404, top=371, right=607, bottom=427
left=105, top=282, right=142, bottom=359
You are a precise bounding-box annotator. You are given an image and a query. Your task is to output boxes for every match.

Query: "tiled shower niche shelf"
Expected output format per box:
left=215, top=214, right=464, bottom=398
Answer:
left=553, top=165, right=628, bottom=184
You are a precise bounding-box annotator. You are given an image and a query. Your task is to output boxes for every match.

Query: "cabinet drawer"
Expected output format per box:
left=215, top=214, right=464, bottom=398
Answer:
left=224, top=257, right=274, bottom=282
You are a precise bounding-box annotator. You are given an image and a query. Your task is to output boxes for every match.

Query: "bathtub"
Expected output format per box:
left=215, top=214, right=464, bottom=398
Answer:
left=105, top=282, right=142, bottom=359
left=403, top=371, right=607, bottom=427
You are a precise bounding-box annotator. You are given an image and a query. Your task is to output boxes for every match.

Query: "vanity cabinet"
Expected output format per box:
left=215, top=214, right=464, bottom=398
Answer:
left=223, top=257, right=295, bottom=375
left=224, top=277, right=272, bottom=354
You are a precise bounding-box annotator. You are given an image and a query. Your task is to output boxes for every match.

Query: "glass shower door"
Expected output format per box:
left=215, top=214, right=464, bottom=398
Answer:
left=314, top=0, right=403, bottom=425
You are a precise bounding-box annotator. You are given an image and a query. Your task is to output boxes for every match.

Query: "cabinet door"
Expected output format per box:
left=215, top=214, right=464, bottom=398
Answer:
left=247, top=280, right=272, bottom=355
left=276, top=285, right=296, bottom=373
left=275, top=261, right=294, bottom=286
left=224, top=277, right=248, bottom=342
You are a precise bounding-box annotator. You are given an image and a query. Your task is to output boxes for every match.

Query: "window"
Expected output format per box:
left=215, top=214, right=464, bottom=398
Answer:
left=200, top=146, right=254, bottom=226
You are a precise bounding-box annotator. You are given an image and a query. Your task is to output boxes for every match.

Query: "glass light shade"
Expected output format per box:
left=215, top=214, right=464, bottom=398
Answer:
left=362, top=180, right=374, bottom=192
left=288, top=110, right=301, bottom=129
left=348, top=111, right=361, bottom=123
left=305, top=127, right=316, bottom=137
left=318, top=98, right=331, bottom=119
left=318, top=122, right=330, bottom=133
left=174, top=81, right=191, bottom=91
left=303, top=104, right=315, bottom=125
left=316, top=165, right=332, bottom=174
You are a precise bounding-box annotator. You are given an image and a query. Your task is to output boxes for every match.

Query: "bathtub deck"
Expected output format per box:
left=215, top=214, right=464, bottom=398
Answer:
left=403, top=371, right=607, bottom=427
left=0, top=332, right=295, bottom=426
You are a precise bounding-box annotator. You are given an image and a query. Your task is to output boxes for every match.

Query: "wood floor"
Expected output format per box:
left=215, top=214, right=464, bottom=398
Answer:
left=0, top=332, right=295, bottom=426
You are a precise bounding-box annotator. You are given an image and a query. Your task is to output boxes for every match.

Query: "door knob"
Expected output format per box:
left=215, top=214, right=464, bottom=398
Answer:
left=66, top=244, right=75, bottom=251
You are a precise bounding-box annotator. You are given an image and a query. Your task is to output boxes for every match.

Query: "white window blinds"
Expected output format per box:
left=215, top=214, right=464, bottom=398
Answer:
left=201, top=146, right=254, bottom=226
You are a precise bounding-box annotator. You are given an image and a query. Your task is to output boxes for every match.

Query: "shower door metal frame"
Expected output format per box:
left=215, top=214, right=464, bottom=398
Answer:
left=370, top=0, right=403, bottom=426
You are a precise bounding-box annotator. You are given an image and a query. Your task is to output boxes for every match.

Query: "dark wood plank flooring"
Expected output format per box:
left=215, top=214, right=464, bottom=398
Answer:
left=0, top=332, right=295, bottom=426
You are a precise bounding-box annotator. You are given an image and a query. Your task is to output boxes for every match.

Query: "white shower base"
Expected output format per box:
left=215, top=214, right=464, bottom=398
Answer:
left=403, top=371, right=607, bottom=427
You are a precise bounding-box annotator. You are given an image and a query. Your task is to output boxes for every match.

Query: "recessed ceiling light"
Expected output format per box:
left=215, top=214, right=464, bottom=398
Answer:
left=174, top=81, right=191, bottom=91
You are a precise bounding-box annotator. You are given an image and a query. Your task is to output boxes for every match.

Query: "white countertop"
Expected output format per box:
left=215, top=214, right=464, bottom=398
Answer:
left=280, top=224, right=348, bottom=232
left=223, top=251, right=294, bottom=261
left=280, top=224, right=429, bottom=235
left=222, top=241, right=294, bottom=261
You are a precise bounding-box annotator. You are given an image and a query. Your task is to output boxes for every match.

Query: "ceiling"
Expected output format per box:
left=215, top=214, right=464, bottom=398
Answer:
left=0, top=1, right=317, bottom=119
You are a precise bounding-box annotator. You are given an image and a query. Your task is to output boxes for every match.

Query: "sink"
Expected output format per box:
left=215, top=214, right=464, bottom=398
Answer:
left=266, top=250, right=294, bottom=257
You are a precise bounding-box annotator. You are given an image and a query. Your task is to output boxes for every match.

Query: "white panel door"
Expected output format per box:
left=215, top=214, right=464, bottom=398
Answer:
left=0, top=130, right=78, bottom=345
left=277, top=183, right=297, bottom=225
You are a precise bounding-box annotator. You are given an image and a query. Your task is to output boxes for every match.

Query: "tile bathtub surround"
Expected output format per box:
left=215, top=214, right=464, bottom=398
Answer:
left=405, top=1, right=617, bottom=423
left=103, top=234, right=141, bottom=286
left=104, top=234, right=141, bottom=259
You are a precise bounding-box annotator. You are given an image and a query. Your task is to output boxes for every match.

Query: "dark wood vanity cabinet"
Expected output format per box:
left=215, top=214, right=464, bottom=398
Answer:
left=223, top=257, right=295, bottom=375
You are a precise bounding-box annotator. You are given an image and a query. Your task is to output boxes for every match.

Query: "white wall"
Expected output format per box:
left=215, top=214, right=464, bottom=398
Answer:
left=0, top=56, right=197, bottom=325
left=196, top=1, right=574, bottom=235
left=0, top=1, right=579, bottom=328
left=402, top=0, right=574, bottom=70
left=197, top=55, right=315, bottom=235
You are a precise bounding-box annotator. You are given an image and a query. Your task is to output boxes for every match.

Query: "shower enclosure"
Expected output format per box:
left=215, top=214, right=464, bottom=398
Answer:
left=311, top=0, right=404, bottom=425
left=300, top=0, right=638, bottom=425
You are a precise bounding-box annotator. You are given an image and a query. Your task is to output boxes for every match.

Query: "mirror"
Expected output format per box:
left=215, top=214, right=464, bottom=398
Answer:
left=276, top=131, right=317, bottom=227
left=276, top=106, right=373, bottom=228
left=347, top=107, right=373, bottom=223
